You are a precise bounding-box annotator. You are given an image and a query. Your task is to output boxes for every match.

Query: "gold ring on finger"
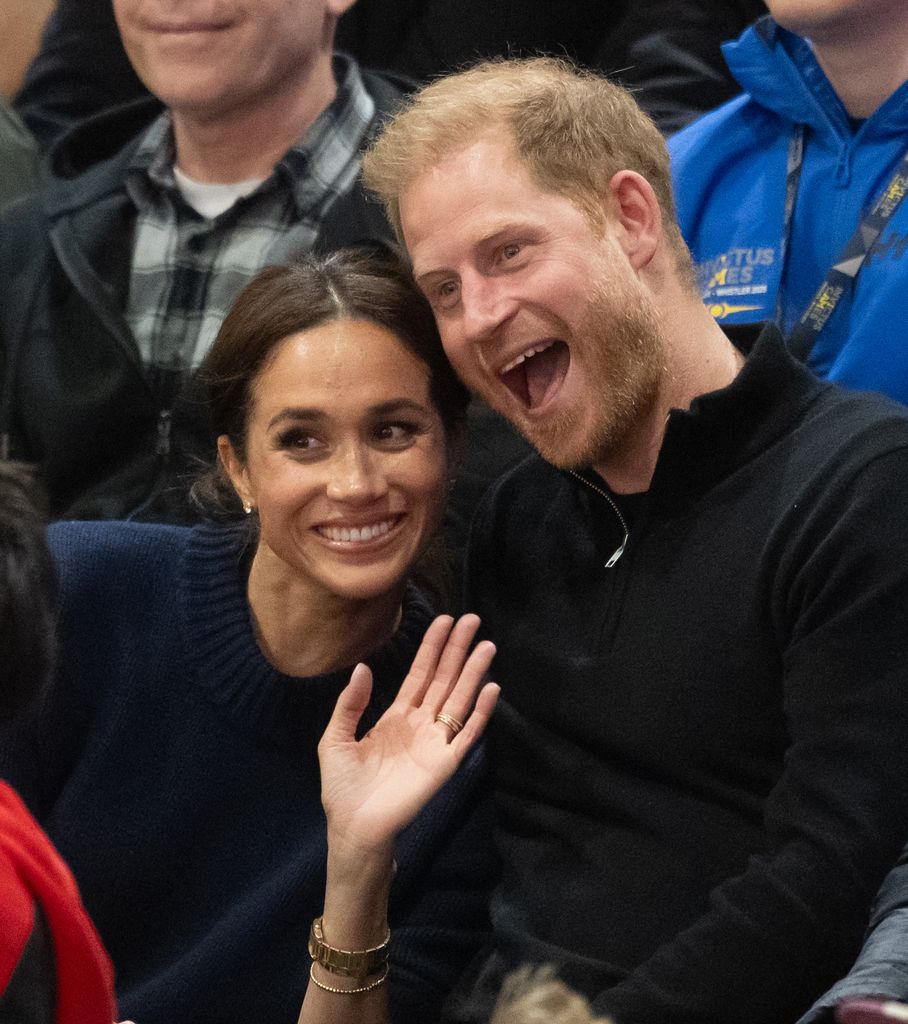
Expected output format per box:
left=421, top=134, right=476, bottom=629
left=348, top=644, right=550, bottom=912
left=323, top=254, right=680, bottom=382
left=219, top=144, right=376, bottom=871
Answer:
left=435, top=712, right=465, bottom=736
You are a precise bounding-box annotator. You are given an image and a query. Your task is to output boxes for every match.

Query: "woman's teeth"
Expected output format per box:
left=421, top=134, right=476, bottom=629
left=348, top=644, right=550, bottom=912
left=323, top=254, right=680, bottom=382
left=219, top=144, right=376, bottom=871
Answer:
left=319, top=519, right=395, bottom=543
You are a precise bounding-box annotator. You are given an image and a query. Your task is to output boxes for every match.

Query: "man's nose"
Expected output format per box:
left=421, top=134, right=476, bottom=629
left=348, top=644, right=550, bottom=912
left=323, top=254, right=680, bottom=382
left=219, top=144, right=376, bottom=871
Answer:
left=458, top=272, right=518, bottom=345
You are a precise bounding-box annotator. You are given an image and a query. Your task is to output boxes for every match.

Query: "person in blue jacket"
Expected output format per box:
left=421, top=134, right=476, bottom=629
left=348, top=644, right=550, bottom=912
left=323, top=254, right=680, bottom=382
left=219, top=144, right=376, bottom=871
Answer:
left=668, top=0, right=908, bottom=405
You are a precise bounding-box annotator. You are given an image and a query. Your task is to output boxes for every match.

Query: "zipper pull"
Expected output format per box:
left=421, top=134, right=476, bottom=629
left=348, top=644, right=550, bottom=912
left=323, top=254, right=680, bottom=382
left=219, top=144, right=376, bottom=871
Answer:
left=156, top=409, right=172, bottom=456
left=568, top=469, right=629, bottom=569
left=604, top=535, right=627, bottom=569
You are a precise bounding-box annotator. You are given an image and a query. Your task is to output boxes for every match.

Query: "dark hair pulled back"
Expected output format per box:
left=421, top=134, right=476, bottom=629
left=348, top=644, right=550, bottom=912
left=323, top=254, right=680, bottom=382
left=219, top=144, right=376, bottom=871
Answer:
left=192, top=247, right=469, bottom=519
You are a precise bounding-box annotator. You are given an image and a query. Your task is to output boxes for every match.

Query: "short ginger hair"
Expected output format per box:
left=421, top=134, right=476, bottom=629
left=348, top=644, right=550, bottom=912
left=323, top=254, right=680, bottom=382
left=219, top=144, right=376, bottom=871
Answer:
left=362, top=56, right=693, bottom=277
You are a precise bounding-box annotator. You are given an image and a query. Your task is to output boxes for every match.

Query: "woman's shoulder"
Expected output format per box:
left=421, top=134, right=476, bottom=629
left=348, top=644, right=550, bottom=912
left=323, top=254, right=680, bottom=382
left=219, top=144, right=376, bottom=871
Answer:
left=47, top=520, right=194, bottom=606
left=48, top=518, right=189, bottom=562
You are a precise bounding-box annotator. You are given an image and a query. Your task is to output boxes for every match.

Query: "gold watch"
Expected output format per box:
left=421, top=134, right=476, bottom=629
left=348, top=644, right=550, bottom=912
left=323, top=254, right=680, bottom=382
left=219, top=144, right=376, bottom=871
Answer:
left=307, top=917, right=390, bottom=979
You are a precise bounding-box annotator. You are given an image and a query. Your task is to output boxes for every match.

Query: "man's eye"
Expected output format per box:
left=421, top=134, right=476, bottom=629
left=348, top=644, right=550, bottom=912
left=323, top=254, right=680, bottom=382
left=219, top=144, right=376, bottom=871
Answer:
left=501, top=242, right=521, bottom=260
left=436, top=280, right=459, bottom=303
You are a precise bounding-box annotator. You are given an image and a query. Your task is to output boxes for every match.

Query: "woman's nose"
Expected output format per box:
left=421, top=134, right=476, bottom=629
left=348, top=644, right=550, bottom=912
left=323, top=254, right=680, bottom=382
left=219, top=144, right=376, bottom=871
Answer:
left=325, top=445, right=388, bottom=503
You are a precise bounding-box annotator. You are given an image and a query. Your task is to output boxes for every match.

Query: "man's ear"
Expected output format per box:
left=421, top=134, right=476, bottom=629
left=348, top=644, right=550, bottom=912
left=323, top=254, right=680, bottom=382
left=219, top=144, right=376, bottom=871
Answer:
left=217, top=435, right=252, bottom=508
left=606, top=170, right=662, bottom=272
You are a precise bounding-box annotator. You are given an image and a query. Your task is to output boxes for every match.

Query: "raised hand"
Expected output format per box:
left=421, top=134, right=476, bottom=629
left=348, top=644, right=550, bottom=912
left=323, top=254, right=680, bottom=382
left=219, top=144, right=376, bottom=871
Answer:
left=317, top=614, right=499, bottom=857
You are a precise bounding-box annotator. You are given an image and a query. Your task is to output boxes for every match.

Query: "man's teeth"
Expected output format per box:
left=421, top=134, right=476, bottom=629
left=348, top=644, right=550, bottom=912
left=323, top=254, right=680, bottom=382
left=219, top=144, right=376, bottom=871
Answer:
left=319, top=519, right=395, bottom=543
left=500, top=341, right=555, bottom=376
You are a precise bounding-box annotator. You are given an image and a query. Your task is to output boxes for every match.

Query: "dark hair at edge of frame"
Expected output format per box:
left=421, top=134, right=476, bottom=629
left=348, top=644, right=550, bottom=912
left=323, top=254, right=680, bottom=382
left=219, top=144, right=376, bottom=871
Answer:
left=0, top=461, right=56, bottom=722
left=190, top=246, right=471, bottom=608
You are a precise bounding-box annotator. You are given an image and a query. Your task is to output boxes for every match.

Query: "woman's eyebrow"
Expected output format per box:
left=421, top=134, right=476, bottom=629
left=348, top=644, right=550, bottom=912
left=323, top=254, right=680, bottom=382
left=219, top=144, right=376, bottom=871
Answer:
left=266, top=399, right=430, bottom=431
left=266, top=407, right=327, bottom=430
left=368, top=399, right=431, bottom=417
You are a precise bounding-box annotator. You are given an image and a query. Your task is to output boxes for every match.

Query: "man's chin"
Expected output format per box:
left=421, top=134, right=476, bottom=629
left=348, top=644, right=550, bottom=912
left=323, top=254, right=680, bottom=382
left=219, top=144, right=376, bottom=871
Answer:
left=518, top=413, right=595, bottom=471
left=533, top=438, right=598, bottom=472
left=478, top=390, right=603, bottom=469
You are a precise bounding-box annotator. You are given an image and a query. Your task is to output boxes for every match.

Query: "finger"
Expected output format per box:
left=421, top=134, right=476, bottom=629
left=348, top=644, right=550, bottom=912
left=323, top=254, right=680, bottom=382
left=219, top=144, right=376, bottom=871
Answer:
left=426, top=630, right=495, bottom=721
left=432, top=639, right=495, bottom=741
left=320, top=663, right=373, bottom=746
left=395, top=615, right=455, bottom=706
left=450, top=681, right=501, bottom=752
left=421, top=613, right=484, bottom=711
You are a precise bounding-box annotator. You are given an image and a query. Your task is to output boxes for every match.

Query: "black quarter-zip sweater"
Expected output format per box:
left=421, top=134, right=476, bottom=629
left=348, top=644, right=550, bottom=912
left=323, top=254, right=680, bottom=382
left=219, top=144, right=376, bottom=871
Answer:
left=445, top=326, right=908, bottom=1024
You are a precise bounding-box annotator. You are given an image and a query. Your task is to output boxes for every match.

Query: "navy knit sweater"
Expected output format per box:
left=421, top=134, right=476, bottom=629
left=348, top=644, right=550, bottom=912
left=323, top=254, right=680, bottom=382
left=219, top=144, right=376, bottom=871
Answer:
left=0, top=522, right=497, bottom=1024
left=445, top=328, right=908, bottom=1024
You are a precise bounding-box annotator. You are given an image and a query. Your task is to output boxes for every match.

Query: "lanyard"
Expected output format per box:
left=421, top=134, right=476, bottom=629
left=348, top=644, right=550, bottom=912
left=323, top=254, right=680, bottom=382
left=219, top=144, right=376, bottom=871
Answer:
left=778, top=125, right=908, bottom=362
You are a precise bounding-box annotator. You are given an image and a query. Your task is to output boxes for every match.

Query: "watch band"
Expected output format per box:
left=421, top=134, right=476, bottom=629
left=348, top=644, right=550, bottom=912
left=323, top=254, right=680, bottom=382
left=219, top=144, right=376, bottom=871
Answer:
left=308, top=917, right=390, bottom=979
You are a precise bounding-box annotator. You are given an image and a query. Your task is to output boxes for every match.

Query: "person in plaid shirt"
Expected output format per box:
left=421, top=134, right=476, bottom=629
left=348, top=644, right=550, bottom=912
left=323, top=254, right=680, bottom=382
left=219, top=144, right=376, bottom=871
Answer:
left=0, top=0, right=408, bottom=523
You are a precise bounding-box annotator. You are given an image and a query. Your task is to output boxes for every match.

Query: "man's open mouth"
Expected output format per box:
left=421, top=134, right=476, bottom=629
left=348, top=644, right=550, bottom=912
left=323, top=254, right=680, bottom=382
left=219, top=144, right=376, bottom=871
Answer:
left=499, top=341, right=569, bottom=410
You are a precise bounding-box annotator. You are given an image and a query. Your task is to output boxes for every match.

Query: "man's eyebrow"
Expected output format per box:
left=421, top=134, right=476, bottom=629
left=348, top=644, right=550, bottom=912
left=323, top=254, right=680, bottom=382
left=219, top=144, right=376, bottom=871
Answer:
left=413, top=265, right=451, bottom=286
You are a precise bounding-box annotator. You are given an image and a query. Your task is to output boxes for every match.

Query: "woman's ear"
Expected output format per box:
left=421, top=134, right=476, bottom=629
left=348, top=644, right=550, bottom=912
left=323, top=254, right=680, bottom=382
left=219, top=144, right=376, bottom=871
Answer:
left=606, top=170, right=662, bottom=272
left=217, top=435, right=251, bottom=508
left=326, top=0, right=358, bottom=18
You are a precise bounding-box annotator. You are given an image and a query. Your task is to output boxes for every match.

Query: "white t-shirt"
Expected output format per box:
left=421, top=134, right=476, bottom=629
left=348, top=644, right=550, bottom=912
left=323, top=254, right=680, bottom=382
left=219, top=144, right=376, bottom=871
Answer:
left=172, top=165, right=265, bottom=219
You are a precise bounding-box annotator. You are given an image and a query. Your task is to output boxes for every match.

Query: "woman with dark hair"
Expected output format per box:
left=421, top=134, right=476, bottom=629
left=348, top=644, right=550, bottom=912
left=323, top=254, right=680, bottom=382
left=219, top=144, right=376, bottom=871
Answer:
left=0, top=461, right=116, bottom=1024
left=0, top=249, right=500, bottom=1024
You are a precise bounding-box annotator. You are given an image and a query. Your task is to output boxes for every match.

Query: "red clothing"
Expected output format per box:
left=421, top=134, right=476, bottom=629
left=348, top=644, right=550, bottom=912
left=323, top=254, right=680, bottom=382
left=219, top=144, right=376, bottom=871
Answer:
left=0, top=781, right=115, bottom=1023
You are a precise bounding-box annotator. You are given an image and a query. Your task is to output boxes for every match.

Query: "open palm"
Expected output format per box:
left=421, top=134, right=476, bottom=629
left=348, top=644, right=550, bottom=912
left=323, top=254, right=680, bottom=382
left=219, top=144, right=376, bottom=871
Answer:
left=318, top=615, right=499, bottom=854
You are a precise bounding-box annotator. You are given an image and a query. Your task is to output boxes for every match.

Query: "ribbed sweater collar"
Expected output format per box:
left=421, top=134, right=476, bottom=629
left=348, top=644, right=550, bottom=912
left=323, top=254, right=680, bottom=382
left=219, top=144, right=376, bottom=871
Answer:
left=177, top=524, right=432, bottom=749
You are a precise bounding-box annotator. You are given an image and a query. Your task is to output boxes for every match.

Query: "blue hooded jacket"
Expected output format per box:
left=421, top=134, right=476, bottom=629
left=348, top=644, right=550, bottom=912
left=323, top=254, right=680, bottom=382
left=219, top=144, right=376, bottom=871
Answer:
left=669, top=16, right=908, bottom=405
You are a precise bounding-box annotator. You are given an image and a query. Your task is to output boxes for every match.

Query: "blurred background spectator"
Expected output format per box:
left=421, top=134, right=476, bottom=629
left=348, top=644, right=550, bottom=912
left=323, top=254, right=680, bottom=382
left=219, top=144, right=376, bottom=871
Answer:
left=14, top=0, right=767, bottom=151
left=670, top=1, right=908, bottom=405
left=0, top=0, right=53, bottom=209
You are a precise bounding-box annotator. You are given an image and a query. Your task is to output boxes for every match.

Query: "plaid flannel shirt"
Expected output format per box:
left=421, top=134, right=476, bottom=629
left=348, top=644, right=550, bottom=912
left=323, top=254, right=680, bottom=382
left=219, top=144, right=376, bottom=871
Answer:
left=124, top=55, right=375, bottom=378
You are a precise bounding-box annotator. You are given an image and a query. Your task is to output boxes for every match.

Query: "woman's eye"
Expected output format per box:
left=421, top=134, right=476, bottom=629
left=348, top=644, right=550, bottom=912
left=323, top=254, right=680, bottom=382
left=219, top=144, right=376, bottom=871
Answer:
left=501, top=242, right=521, bottom=260
left=277, top=429, right=323, bottom=453
left=374, top=422, right=417, bottom=446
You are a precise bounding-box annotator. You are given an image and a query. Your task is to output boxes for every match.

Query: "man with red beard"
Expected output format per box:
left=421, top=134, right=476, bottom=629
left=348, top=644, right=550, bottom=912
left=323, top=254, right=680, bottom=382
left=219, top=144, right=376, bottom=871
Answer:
left=363, top=58, right=908, bottom=1024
